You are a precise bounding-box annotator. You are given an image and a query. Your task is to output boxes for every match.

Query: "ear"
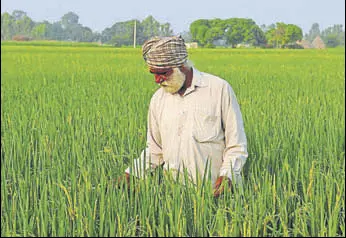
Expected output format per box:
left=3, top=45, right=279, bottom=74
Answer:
left=179, top=65, right=191, bottom=75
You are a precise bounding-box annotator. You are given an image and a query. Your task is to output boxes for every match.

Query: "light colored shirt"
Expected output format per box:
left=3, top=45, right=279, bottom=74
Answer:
left=125, top=67, right=248, bottom=186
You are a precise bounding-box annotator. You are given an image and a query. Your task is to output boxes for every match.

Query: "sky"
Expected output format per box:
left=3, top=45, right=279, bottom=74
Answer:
left=1, top=0, right=345, bottom=34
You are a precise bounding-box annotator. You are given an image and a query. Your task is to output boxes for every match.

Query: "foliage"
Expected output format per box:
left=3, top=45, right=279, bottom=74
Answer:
left=1, top=10, right=100, bottom=42
left=1, top=10, right=174, bottom=46
left=1, top=10, right=344, bottom=48
left=265, top=22, right=303, bottom=48
left=282, top=42, right=304, bottom=49
left=321, top=24, right=345, bottom=47
left=1, top=12, right=15, bottom=40
left=100, top=16, right=174, bottom=46
left=31, top=23, right=47, bottom=40
left=305, top=23, right=321, bottom=42
left=305, top=23, right=345, bottom=48
left=190, top=18, right=266, bottom=48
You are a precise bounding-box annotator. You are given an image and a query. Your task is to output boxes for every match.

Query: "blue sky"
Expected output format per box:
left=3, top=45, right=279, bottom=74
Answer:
left=1, top=0, right=345, bottom=34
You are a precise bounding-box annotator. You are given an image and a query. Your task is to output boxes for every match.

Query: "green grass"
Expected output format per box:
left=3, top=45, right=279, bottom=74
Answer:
left=1, top=45, right=345, bottom=237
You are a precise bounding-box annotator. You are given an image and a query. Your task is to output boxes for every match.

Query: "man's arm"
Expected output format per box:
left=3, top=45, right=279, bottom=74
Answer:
left=219, top=83, right=248, bottom=185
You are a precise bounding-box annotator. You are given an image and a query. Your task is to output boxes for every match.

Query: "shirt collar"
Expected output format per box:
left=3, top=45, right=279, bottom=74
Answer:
left=182, top=67, right=208, bottom=96
left=191, top=67, right=208, bottom=88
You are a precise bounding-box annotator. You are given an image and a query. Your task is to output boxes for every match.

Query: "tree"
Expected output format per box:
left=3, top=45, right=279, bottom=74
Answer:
left=265, top=22, right=302, bottom=48
left=81, top=26, right=94, bottom=42
left=260, top=24, right=267, bottom=32
left=46, top=21, right=65, bottom=40
left=244, top=22, right=266, bottom=46
left=101, top=19, right=138, bottom=46
left=108, top=20, right=134, bottom=46
left=141, top=15, right=161, bottom=40
left=31, top=23, right=47, bottom=39
left=190, top=19, right=210, bottom=46
left=101, top=27, right=113, bottom=43
left=13, top=15, right=34, bottom=37
left=180, top=30, right=192, bottom=42
left=324, top=34, right=339, bottom=47
left=321, top=24, right=345, bottom=47
left=12, top=10, right=27, bottom=21
left=1, top=9, right=100, bottom=43
left=100, top=16, right=174, bottom=46
left=285, top=24, right=303, bottom=43
left=61, top=12, right=79, bottom=29
left=190, top=18, right=265, bottom=48
left=1, top=12, right=14, bottom=40
left=224, top=18, right=247, bottom=47
left=306, top=23, right=320, bottom=42
left=59, top=12, right=81, bottom=41
left=160, top=23, right=174, bottom=37
left=207, top=19, right=227, bottom=46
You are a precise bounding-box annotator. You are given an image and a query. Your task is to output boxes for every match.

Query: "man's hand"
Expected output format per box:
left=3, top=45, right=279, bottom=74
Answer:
left=213, top=176, right=233, bottom=198
left=116, top=172, right=131, bottom=190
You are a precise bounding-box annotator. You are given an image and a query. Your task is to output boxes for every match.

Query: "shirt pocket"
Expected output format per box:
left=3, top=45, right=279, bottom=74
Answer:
left=192, top=110, right=221, bottom=143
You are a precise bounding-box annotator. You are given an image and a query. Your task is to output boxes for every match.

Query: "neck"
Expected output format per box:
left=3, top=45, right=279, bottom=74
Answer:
left=178, top=67, right=193, bottom=96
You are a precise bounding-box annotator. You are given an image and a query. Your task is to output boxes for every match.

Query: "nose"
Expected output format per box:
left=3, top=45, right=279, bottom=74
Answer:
left=155, top=74, right=166, bottom=84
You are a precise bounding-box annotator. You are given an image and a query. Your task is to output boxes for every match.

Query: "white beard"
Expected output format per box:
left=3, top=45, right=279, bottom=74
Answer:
left=160, top=68, right=185, bottom=94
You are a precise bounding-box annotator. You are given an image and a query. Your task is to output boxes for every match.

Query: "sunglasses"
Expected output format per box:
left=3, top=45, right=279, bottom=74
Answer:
left=149, top=68, right=174, bottom=84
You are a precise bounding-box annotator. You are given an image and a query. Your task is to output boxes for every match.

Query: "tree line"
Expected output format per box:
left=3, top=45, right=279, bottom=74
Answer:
left=1, top=10, right=173, bottom=46
left=189, top=19, right=304, bottom=48
left=1, top=10, right=345, bottom=48
left=304, top=23, right=345, bottom=48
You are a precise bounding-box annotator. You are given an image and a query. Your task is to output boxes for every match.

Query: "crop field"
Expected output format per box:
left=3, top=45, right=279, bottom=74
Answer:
left=1, top=44, right=345, bottom=237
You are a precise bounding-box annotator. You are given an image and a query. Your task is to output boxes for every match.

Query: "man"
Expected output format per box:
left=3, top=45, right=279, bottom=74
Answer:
left=121, top=35, right=248, bottom=197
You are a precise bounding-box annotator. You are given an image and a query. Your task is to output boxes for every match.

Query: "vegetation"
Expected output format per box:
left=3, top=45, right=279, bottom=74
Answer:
left=1, top=44, right=345, bottom=237
left=189, top=18, right=266, bottom=48
left=264, top=23, right=303, bottom=48
left=1, top=10, right=173, bottom=46
left=1, top=10, right=345, bottom=48
left=305, top=23, right=345, bottom=47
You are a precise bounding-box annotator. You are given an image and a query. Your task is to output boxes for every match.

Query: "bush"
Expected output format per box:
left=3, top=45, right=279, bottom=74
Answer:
left=205, top=43, right=216, bottom=48
left=282, top=43, right=304, bottom=49
left=262, top=44, right=275, bottom=49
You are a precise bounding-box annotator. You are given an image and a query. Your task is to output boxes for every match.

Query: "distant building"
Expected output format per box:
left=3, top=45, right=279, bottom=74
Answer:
left=185, top=42, right=198, bottom=49
left=312, top=36, right=326, bottom=49
left=296, top=39, right=313, bottom=49
left=296, top=36, right=326, bottom=49
left=236, top=43, right=251, bottom=48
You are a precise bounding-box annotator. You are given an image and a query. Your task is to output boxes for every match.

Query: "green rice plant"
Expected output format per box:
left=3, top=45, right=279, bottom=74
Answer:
left=1, top=44, right=344, bottom=237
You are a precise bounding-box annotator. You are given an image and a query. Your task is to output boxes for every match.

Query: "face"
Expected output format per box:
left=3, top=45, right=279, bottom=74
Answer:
left=150, top=67, right=186, bottom=94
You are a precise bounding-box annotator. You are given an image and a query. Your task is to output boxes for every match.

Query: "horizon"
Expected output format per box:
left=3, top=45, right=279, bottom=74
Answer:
left=1, top=0, right=345, bottom=35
